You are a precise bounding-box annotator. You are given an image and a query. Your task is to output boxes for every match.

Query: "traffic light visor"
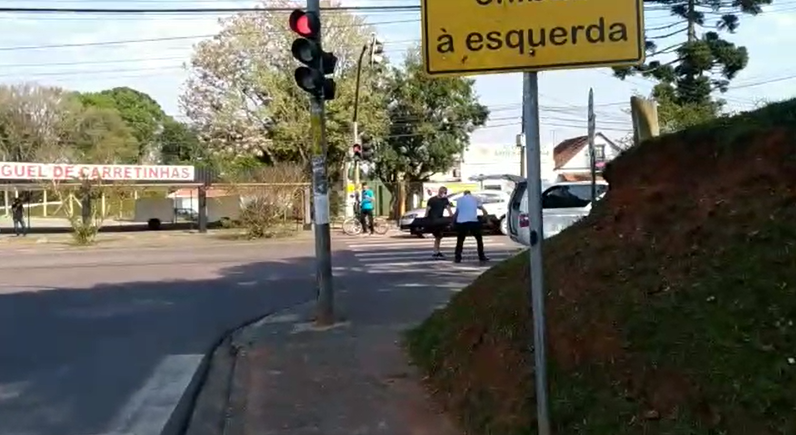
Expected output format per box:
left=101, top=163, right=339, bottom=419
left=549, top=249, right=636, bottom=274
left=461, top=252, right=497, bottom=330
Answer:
left=295, top=67, right=322, bottom=92
left=289, top=9, right=318, bottom=37
left=291, top=39, right=318, bottom=64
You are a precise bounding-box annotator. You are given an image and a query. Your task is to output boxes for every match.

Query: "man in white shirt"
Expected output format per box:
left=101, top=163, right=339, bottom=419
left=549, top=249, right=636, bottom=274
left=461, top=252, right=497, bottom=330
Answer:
left=452, top=190, right=489, bottom=263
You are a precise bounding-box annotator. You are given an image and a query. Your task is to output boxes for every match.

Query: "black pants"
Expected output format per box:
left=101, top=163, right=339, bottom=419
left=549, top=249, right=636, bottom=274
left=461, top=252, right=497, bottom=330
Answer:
left=454, top=221, right=485, bottom=261
left=13, top=217, right=26, bottom=236
left=360, top=209, right=374, bottom=234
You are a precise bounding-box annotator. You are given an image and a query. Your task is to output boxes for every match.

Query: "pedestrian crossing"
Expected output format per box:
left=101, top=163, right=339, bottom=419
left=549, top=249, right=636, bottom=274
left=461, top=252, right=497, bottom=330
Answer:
left=340, top=233, right=525, bottom=275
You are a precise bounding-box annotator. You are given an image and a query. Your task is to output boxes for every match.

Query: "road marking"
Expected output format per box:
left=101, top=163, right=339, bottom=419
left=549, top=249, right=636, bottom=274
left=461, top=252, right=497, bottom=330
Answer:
left=342, top=235, right=524, bottom=274
left=104, top=354, right=202, bottom=435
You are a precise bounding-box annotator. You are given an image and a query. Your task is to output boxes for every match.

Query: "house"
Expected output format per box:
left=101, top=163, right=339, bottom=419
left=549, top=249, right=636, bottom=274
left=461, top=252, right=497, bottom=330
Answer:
left=552, top=133, right=623, bottom=182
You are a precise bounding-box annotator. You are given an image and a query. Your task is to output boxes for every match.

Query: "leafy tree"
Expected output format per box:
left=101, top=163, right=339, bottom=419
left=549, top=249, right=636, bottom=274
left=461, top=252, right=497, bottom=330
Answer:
left=160, top=119, right=204, bottom=164
left=372, top=48, right=488, bottom=188
left=0, top=84, right=141, bottom=164
left=79, top=87, right=168, bottom=161
left=614, top=0, right=769, bottom=130
left=181, top=0, right=389, bottom=173
left=67, top=106, right=139, bottom=164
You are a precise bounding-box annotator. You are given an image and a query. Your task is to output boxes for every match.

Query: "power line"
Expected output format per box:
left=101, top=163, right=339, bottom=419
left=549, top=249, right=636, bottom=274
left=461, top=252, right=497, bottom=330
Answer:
left=0, top=18, right=420, bottom=51
left=0, top=5, right=421, bottom=13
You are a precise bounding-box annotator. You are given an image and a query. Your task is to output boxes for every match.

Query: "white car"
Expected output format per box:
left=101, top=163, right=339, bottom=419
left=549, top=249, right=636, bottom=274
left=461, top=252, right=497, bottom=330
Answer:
left=507, top=180, right=609, bottom=246
left=399, top=190, right=512, bottom=236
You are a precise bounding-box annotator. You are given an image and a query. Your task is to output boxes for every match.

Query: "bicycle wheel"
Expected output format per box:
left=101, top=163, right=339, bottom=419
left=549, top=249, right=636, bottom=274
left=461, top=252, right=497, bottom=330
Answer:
left=342, top=217, right=362, bottom=236
left=373, top=218, right=390, bottom=235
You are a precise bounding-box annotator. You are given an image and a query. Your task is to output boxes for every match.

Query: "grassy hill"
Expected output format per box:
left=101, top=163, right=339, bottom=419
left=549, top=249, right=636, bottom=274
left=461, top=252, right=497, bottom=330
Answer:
left=404, top=99, right=796, bottom=435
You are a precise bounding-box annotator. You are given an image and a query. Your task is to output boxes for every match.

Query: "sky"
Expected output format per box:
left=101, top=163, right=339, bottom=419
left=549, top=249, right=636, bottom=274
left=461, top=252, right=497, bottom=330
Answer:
left=1, top=0, right=795, bottom=151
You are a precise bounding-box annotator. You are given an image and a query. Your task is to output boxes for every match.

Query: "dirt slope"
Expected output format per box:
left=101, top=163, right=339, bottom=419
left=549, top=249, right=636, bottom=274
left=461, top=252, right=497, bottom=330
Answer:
left=405, top=100, right=796, bottom=435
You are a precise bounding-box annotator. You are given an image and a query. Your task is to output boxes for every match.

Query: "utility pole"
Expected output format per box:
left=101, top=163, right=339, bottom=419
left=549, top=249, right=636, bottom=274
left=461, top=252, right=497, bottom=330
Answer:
left=588, top=88, right=596, bottom=203
left=289, top=2, right=337, bottom=325
left=522, top=71, right=551, bottom=435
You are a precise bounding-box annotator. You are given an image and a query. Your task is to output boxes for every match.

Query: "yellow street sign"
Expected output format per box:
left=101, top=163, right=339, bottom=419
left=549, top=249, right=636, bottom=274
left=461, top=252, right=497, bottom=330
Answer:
left=421, top=0, right=645, bottom=77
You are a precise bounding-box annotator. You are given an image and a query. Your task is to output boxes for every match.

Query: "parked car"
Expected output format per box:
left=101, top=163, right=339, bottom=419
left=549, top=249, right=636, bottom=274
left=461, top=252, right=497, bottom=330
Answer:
left=400, top=189, right=512, bottom=236
left=507, top=180, right=609, bottom=246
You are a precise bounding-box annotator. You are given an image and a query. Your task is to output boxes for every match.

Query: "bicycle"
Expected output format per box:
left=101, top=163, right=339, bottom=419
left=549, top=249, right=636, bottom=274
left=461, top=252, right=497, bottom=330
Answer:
left=342, top=211, right=390, bottom=236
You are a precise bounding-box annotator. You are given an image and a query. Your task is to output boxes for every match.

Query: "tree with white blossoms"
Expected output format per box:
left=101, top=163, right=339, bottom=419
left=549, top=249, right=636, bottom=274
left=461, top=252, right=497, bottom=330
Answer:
left=181, top=0, right=389, bottom=174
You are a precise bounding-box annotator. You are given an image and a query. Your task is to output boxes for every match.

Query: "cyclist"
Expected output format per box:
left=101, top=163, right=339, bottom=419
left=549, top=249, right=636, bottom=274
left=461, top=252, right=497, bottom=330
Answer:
left=359, top=182, right=375, bottom=235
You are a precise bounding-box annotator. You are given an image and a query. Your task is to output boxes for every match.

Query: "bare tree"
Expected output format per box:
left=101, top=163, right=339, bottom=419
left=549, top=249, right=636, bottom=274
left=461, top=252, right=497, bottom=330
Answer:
left=0, top=84, right=79, bottom=162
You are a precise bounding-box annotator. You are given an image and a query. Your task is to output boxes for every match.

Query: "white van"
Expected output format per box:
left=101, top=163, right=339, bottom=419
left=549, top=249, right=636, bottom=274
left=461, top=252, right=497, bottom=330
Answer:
left=508, top=180, right=608, bottom=246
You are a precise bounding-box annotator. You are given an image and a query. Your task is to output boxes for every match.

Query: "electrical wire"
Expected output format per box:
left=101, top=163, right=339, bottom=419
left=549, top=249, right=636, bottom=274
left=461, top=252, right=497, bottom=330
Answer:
left=0, top=1, right=782, bottom=126
left=0, top=5, right=421, bottom=13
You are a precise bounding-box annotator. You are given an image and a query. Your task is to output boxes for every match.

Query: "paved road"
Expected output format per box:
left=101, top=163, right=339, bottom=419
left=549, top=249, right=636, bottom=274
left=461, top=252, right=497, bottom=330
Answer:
left=341, top=232, right=524, bottom=274
left=0, top=231, right=523, bottom=435
left=0, top=239, right=323, bottom=435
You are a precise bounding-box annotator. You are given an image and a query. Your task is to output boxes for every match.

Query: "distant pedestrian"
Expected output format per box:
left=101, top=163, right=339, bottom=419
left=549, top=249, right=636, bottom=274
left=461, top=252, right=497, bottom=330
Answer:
left=11, top=197, right=26, bottom=236
left=425, top=186, right=453, bottom=259
left=452, top=190, right=488, bottom=263
left=359, top=182, right=375, bottom=235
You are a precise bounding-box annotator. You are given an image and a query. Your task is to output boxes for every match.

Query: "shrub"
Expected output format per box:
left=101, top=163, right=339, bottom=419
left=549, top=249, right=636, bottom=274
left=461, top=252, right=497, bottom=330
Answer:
left=227, top=163, right=308, bottom=239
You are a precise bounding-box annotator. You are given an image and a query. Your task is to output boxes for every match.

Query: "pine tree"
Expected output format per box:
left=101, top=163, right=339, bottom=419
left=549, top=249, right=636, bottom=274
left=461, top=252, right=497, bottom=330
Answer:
left=615, top=0, right=771, bottom=123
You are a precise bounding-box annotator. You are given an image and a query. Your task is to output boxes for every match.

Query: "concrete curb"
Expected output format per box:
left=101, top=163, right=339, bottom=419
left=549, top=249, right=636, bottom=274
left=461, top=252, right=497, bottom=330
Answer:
left=163, top=300, right=316, bottom=435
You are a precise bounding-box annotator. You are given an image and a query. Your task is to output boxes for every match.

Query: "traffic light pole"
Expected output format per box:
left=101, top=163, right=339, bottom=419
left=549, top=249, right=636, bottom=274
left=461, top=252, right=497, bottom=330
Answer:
left=307, top=0, right=334, bottom=326
left=352, top=43, right=368, bottom=190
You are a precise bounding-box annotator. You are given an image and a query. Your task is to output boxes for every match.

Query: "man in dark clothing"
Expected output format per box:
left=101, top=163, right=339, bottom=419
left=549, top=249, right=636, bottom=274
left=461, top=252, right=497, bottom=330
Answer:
left=11, top=197, right=26, bottom=236
left=425, top=186, right=453, bottom=258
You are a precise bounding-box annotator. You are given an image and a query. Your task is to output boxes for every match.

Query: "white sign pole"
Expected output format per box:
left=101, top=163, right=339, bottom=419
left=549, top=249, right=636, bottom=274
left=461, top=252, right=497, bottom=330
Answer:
left=522, top=71, right=551, bottom=435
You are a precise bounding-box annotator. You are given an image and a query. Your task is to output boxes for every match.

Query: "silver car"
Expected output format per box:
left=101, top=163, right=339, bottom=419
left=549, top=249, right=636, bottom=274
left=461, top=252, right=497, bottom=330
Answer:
left=507, top=180, right=608, bottom=246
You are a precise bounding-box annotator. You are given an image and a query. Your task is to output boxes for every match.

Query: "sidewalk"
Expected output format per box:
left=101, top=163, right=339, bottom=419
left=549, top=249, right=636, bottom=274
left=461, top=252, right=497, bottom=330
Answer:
left=183, top=276, right=464, bottom=435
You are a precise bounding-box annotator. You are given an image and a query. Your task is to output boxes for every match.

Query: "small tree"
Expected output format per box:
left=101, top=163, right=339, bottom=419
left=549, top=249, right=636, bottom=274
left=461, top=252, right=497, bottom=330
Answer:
left=46, top=176, right=109, bottom=245
left=372, top=47, right=489, bottom=214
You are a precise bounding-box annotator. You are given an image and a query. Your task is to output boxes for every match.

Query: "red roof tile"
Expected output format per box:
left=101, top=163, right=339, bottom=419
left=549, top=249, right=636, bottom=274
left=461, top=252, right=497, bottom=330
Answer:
left=553, top=136, right=588, bottom=169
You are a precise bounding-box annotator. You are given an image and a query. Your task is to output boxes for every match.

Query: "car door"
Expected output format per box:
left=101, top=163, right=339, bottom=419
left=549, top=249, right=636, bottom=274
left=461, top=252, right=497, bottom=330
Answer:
left=541, top=184, right=605, bottom=237
left=508, top=181, right=530, bottom=245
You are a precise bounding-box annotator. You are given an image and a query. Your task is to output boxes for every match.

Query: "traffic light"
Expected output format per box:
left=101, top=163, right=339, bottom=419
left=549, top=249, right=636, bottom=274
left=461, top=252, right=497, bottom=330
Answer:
left=370, top=37, right=384, bottom=66
left=352, top=143, right=362, bottom=160
left=361, top=133, right=374, bottom=161
left=289, top=9, right=337, bottom=100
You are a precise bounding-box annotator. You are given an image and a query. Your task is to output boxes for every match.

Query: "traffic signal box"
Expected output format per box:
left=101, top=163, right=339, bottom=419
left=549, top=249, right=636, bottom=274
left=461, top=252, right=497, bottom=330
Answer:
left=289, top=9, right=337, bottom=100
left=360, top=133, right=374, bottom=161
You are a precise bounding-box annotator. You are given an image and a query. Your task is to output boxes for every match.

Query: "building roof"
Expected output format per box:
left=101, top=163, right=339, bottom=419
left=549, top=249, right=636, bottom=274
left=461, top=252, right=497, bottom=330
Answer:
left=553, top=136, right=588, bottom=170
left=552, top=133, right=619, bottom=170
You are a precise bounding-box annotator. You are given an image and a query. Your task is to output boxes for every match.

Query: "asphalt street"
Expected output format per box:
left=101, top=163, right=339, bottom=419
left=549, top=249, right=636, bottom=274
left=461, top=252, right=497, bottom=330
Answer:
left=0, top=237, right=326, bottom=435
left=0, top=231, right=523, bottom=435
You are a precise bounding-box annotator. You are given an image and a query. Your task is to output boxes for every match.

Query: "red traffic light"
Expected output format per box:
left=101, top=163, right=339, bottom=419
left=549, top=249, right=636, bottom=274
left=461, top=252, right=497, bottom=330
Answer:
left=289, top=9, right=319, bottom=38
left=353, top=144, right=362, bottom=153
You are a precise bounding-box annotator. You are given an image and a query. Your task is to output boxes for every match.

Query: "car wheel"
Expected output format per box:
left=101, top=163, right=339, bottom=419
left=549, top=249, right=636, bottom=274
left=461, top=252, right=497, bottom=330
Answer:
left=499, top=216, right=508, bottom=235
